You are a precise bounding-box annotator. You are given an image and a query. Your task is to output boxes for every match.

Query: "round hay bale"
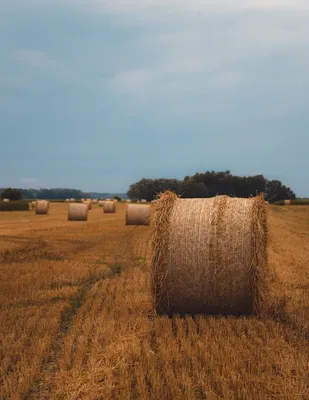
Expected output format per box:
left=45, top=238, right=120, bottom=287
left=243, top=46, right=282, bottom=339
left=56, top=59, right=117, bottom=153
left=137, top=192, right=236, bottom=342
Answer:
left=83, top=200, right=92, bottom=210
left=98, top=200, right=104, bottom=207
left=70, top=198, right=76, bottom=203
left=35, top=200, right=49, bottom=215
left=152, top=191, right=268, bottom=316
left=126, top=204, right=150, bottom=226
left=141, top=199, right=147, bottom=203
left=31, top=201, right=37, bottom=207
left=81, top=198, right=85, bottom=202
left=284, top=199, right=291, bottom=205
left=105, top=198, right=111, bottom=201
left=65, top=199, right=70, bottom=203
left=2, top=198, right=10, bottom=202
left=68, top=203, right=88, bottom=221
left=103, top=201, right=116, bottom=213
left=92, top=199, right=98, bottom=204
left=126, top=199, right=132, bottom=203
left=28, top=202, right=33, bottom=210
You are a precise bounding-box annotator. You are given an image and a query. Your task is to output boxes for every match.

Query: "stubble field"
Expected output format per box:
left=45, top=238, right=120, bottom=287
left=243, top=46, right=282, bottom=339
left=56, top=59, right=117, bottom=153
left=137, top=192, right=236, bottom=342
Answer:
left=0, top=202, right=308, bottom=399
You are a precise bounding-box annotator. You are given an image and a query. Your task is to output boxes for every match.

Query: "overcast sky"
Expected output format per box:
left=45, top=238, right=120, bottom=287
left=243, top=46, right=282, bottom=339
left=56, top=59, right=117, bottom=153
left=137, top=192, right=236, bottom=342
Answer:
left=0, top=0, right=308, bottom=196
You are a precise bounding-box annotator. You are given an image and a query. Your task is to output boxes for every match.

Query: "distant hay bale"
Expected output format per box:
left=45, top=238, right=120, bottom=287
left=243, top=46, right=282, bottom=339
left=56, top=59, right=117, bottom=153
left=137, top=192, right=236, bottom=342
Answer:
left=98, top=200, right=104, bottom=207
left=126, top=204, right=150, bottom=226
left=68, top=203, right=88, bottom=221
left=28, top=202, right=32, bottom=210
left=126, top=199, right=132, bottom=203
left=2, top=198, right=10, bottom=202
left=35, top=200, right=49, bottom=215
left=141, top=199, right=147, bottom=203
left=152, top=191, right=268, bottom=316
left=31, top=201, right=36, bottom=207
left=84, top=200, right=92, bottom=210
left=103, top=201, right=116, bottom=213
left=70, top=198, right=76, bottom=203
left=65, top=199, right=70, bottom=203
left=284, top=199, right=291, bottom=205
left=92, top=199, right=98, bottom=204
left=105, top=198, right=111, bottom=201
left=81, top=198, right=85, bottom=202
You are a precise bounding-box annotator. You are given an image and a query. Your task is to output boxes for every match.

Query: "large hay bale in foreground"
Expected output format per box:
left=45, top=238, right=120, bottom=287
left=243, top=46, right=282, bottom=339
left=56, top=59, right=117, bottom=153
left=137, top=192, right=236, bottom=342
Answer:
left=35, top=200, right=49, bottom=215
left=284, top=199, right=291, bottom=205
left=152, top=191, right=268, bottom=316
left=126, top=204, right=150, bottom=226
left=103, top=201, right=116, bottom=213
left=68, top=203, right=88, bottom=221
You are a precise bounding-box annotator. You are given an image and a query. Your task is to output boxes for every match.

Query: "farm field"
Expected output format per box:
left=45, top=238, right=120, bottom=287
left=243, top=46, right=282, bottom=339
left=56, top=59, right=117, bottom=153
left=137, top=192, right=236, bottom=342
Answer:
left=0, top=203, right=308, bottom=399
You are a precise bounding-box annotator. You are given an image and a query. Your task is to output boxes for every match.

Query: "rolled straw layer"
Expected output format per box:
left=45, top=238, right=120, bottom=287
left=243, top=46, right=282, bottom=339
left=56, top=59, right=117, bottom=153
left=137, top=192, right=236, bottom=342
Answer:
left=126, top=204, right=150, bottom=226
left=103, top=201, right=116, bottom=213
left=68, top=203, right=88, bottom=221
left=152, top=191, right=267, bottom=316
left=35, top=200, right=49, bottom=215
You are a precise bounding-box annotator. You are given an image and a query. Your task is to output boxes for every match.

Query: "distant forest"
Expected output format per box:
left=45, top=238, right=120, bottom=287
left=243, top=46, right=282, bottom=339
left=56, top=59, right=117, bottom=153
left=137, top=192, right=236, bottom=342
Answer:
left=0, top=171, right=297, bottom=202
left=127, top=170, right=296, bottom=203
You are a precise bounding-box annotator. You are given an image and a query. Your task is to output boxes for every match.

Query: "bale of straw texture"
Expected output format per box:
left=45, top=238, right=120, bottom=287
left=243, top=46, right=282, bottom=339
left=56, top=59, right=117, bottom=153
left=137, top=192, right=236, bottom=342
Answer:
left=83, top=200, right=92, bottom=210
left=2, top=198, right=10, bottom=202
left=35, top=200, right=49, bottom=215
left=98, top=200, right=104, bottom=207
left=126, top=204, right=150, bottom=226
left=284, top=199, right=291, bottom=205
left=68, top=203, right=88, bottom=221
left=103, top=200, right=116, bottom=213
left=152, top=191, right=268, bottom=316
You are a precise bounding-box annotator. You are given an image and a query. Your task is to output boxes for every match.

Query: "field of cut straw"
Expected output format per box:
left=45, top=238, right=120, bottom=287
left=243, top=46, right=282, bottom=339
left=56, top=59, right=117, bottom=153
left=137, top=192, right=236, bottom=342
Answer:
left=0, top=202, right=308, bottom=399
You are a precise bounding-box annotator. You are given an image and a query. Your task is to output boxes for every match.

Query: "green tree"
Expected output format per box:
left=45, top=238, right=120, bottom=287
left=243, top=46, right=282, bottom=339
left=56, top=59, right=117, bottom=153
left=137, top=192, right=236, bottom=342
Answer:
left=1, top=188, right=23, bottom=200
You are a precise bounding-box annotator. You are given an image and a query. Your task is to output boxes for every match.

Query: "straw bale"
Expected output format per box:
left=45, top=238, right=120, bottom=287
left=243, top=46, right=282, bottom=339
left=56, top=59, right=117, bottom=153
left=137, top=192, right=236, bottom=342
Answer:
left=284, top=199, right=291, bottom=205
left=152, top=191, right=268, bottom=316
left=141, top=199, right=147, bottom=203
left=31, top=201, right=36, bottom=207
left=92, top=199, right=98, bottom=204
left=68, top=203, right=88, bottom=221
left=35, top=200, right=49, bottom=215
left=70, top=198, right=76, bottom=203
left=126, top=204, right=150, bottom=226
left=65, top=199, right=70, bottom=202
left=2, top=198, right=10, bottom=202
left=126, top=199, right=132, bottom=203
left=103, top=201, right=116, bottom=213
left=84, top=200, right=92, bottom=210
left=98, top=200, right=104, bottom=207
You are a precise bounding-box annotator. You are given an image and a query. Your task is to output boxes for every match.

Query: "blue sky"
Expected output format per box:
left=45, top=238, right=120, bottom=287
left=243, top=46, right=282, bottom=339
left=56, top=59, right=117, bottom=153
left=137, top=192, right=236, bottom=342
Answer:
left=0, top=1, right=308, bottom=196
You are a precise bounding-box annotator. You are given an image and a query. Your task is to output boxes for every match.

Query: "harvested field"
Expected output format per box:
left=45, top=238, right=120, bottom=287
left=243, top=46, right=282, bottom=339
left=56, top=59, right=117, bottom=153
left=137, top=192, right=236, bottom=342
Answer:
left=0, top=203, right=308, bottom=399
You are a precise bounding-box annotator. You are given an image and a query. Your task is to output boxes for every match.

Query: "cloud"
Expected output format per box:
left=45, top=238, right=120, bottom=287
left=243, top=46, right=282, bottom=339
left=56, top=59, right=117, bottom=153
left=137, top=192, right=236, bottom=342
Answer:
left=20, top=178, right=39, bottom=184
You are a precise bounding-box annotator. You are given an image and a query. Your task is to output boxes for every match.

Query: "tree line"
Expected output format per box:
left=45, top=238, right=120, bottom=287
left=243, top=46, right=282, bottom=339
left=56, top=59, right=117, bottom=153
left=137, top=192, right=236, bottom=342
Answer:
left=127, top=171, right=296, bottom=203
left=0, top=188, right=88, bottom=200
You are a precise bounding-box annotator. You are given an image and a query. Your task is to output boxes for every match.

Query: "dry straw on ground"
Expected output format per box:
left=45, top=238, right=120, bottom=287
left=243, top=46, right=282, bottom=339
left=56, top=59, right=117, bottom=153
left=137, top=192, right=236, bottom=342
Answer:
left=284, top=200, right=291, bottom=205
left=68, top=203, right=88, bottom=221
left=152, top=191, right=268, bottom=316
left=126, top=204, right=150, bottom=226
left=103, top=201, right=116, bottom=213
left=35, top=200, right=49, bottom=215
